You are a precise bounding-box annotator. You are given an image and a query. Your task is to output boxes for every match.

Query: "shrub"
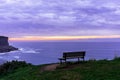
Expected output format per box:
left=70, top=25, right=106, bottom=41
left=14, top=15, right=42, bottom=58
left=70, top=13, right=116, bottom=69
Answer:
left=0, top=60, right=31, bottom=75
left=112, top=57, right=120, bottom=61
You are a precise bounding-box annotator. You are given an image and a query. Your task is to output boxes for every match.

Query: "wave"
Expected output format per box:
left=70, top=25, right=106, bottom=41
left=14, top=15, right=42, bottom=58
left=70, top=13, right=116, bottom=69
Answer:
left=0, top=53, right=8, bottom=55
left=14, top=56, right=20, bottom=59
left=0, top=47, right=41, bottom=56
left=19, top=48, right=41, bottom=54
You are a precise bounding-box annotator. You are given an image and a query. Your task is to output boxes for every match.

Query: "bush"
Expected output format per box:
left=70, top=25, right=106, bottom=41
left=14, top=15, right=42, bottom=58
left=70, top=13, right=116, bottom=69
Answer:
left=0, top=60, right=31, bottom=75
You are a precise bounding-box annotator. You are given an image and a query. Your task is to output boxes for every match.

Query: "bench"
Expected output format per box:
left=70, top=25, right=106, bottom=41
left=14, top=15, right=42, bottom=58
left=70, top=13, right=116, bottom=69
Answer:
left=58, top=51, right=86, bottom=64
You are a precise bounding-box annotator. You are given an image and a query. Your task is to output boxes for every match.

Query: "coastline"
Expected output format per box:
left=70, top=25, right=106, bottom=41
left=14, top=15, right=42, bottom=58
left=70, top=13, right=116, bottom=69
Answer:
left=0, top=45, right=18, bottom=53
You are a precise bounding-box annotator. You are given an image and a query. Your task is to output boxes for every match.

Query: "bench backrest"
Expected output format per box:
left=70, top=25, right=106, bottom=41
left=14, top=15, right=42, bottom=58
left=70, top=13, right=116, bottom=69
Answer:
left=63, top=51, right=85, bottom=58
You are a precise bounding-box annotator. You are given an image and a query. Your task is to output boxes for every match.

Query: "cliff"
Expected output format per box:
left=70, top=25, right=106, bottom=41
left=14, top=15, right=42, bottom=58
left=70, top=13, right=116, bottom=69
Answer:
left=0, top=36, right=18, bottom=53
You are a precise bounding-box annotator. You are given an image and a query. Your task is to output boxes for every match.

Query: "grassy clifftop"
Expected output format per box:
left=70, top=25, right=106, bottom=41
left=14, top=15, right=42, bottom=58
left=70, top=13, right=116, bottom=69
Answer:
left=1, top=58, right=120, bottom=80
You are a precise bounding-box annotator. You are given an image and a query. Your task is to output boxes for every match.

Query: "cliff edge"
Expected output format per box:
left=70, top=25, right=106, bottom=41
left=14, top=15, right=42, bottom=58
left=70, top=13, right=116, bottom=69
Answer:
left=0, top=36, right=18, bottom=53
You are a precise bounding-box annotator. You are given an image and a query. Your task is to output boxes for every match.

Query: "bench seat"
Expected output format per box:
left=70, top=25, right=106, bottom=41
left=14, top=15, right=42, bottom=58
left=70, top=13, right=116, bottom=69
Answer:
left=58, top=51, right=85, bottom=64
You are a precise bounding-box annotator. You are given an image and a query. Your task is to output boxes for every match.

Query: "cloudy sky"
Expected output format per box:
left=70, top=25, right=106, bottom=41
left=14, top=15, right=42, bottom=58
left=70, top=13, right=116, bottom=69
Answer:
left=0, top=0, right=120, bottom=41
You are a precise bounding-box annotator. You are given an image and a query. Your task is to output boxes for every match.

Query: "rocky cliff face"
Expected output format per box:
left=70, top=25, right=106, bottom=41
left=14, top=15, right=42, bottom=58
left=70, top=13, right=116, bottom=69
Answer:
left=0, top=36, right=9, bottom=46
left=0, top=36, right=18, bottom=53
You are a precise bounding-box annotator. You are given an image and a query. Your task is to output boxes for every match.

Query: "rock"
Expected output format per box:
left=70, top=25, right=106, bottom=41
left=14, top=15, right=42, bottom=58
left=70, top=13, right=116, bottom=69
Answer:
left=0, top=36, right=18, bottom=53
left=0, top=46, right=18, bottom=53
left=0, top=36, right=9, bottom=46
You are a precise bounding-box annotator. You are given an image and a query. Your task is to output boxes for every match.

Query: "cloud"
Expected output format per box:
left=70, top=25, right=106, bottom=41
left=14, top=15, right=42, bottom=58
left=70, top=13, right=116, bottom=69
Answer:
left=0, top=0, right=120, bottom=39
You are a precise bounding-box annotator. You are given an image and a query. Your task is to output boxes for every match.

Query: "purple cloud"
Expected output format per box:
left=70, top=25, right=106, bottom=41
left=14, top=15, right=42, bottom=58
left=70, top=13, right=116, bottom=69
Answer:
left=0, top=0, right=120, bottom=38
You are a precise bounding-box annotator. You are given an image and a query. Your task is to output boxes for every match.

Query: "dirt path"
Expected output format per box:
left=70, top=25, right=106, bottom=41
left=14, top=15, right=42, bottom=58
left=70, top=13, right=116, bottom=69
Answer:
left=40, top=64, right=60, bottom=72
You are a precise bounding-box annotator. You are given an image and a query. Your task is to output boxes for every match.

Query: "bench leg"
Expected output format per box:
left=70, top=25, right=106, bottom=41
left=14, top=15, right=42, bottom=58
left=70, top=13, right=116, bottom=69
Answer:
left=65, top=59, right=67, bottom=63
left=59, top=59, right=67, bottom=64
left=83, top=57, right=85, bottom=61
left=60, top=60, right=62, bottom=64
left=78, top=58, right=80, bottom=62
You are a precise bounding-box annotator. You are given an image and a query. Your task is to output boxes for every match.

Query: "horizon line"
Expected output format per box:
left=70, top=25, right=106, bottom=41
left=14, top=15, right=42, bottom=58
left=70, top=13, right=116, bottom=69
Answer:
left=9, top=35, right=120, bottom=41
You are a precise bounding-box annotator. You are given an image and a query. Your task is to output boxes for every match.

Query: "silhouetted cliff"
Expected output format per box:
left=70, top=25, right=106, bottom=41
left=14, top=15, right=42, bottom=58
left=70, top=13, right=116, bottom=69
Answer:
left=0, top=36, right=9, bottom=46
left=0, top=36, right=18, bottom=53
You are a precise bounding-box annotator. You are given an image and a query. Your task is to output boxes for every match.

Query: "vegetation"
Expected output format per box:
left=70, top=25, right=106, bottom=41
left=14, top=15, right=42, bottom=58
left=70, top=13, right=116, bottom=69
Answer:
left=0, top=60, right=31, bottom=76
left=1, top=58, right=120, bottom=80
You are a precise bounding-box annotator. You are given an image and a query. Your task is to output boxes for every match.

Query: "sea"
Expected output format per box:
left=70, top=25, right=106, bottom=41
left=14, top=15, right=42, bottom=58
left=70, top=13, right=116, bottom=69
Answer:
left=0, top=42, right=120, bottom=65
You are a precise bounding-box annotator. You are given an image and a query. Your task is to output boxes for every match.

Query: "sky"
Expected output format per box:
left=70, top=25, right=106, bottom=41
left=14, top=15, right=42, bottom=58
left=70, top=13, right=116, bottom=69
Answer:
left=0, top=0, right=120, bottom=41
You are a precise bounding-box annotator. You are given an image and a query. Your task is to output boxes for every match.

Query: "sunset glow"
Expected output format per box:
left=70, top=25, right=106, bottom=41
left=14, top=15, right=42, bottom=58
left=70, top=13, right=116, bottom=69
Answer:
left=9, top=35, right=120, bottom=41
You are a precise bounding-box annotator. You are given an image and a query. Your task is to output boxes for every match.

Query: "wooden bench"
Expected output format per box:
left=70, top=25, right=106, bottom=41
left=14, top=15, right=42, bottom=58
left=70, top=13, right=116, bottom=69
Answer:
left=58, top=51, right=86, bottom=64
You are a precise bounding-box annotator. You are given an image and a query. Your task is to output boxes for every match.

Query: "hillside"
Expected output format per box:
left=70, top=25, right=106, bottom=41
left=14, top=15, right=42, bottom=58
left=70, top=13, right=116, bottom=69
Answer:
left=1, top=58, right=120, bottom=80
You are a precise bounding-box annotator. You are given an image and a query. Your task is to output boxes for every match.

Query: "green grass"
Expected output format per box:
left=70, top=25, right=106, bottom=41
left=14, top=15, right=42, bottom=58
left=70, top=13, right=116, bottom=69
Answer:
left=1, top=58, right=120, bottom=80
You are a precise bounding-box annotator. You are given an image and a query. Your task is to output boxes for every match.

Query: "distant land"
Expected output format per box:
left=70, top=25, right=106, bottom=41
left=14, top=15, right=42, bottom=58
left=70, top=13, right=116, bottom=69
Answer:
left=0, top=36, right=18, bottom=53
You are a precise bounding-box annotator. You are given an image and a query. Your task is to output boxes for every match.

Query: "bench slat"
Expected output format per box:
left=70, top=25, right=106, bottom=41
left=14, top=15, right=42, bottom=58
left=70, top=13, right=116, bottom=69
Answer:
left=59, top=51, right=86, bottom=64
left=63, top=51, right=85, bottom=58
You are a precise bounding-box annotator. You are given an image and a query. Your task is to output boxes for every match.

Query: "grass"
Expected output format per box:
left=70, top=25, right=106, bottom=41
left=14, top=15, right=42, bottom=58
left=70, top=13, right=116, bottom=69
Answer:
left=1, top=58, right=120, bottom=80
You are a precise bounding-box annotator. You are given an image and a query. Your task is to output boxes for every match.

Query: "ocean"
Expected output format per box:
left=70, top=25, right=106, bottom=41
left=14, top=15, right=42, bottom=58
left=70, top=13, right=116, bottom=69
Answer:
left=0, top=42, right=120, bottom=65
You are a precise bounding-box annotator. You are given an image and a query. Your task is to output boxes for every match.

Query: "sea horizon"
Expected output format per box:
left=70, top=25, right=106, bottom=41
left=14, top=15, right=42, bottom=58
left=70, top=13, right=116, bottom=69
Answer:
left=0, top=41, right=119, bottom=65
